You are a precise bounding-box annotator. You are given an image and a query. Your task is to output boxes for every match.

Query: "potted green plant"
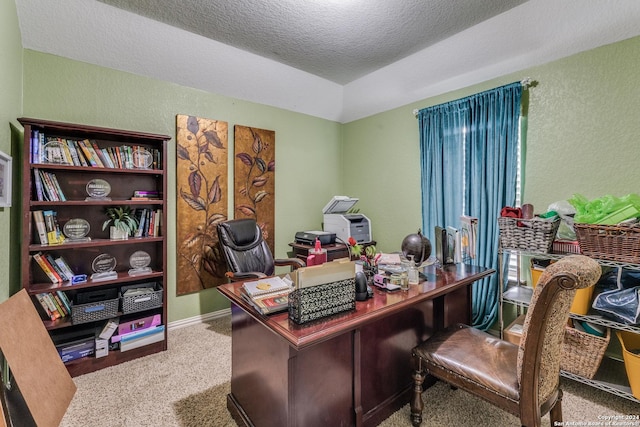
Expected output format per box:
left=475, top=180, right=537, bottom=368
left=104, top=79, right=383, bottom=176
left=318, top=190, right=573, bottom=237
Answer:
left=102, top=206, right=139, bottom=239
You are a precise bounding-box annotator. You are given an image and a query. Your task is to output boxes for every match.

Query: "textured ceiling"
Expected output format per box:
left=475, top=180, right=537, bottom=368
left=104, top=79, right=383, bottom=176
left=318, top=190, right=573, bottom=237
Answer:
left=96, top=0, right=526, bottom=84
left=14, top=0, right=640, bottom=123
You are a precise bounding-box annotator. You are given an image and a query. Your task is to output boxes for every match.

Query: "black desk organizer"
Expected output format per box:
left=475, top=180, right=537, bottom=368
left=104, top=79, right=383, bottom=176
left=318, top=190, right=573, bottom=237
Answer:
left=288, top=278, right=355, bottom=324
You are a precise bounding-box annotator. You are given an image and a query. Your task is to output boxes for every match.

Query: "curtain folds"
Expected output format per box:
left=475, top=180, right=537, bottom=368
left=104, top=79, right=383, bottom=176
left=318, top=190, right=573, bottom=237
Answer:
left=418, top=82, right=522, bottom=330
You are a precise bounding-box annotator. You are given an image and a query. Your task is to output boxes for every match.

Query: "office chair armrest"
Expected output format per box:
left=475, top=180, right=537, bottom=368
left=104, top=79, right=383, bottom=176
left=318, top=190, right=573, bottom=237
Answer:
left=225, top=271, right=268, bottom=282
left=274, top=257, right=306, bottom=270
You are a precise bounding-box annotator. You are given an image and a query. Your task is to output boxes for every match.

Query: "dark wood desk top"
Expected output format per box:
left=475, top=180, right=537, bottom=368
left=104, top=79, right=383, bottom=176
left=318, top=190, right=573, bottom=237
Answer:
left=217, top=263, right=494, bottom=350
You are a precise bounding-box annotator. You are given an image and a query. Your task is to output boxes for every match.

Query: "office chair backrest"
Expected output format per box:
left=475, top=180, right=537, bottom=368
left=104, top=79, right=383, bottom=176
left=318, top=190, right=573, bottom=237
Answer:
left=217, top=218, right=276, bottom=276
left=516, top=255, right=600, bottom=410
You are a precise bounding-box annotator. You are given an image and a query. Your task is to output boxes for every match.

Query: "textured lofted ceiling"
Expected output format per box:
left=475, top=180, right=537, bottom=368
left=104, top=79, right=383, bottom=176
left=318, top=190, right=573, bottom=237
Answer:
left=95, top=0, right=527, bottom=85
left=14, top=0, right=640, bottom=123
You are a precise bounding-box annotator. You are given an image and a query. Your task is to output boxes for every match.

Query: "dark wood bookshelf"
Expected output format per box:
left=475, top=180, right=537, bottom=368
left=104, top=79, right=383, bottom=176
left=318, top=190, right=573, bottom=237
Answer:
left=18, top=117, right=171, bottom=377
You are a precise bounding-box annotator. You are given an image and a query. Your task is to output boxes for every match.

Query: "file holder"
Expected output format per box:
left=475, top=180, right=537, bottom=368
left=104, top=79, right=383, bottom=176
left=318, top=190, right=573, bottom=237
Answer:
left=288, top=277, right=355, bottom=324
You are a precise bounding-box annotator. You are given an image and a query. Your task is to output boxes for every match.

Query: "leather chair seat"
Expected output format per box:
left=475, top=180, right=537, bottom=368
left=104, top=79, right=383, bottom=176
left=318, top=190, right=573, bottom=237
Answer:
left=413, top=324, right=520, bottom=402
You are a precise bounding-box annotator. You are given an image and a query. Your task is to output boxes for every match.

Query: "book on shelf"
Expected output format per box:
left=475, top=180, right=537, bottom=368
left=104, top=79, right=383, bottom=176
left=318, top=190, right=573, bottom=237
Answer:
left=242, top=276, right=293, bottom=299
left=33, top=252, right=62, bottom=283
left=459, top=215, right=478, bottom=260
left=119, top=325, right=165, bottom=352
left=45, top=253, right=69, bottom=282
left=51, top=292, right=69, bottom=316
left=43, top=210, right=65, bottom=244
left=38, top=171, right=66, bottom=201
left=56, top=291, right=72, bottom=315
left=240, top=289, right=290, bottom=315
left=32, top=210, right=48, bottom=245
left=35, top=293, right=61, bottom=320
left=54, top=256, right=76, bottom=281
left=33, top=168, right=44, bottom=201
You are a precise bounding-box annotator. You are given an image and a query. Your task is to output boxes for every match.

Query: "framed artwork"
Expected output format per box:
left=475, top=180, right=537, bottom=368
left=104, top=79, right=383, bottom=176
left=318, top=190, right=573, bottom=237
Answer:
left=176, top=115, right=229, bottom=295
left=233, top=126, right=276, bottom=253
left=0, top=150, right=12, bottom=207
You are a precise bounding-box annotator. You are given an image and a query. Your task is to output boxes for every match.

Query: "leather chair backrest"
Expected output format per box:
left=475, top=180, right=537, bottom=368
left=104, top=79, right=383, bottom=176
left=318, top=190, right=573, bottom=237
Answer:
left=217, top=218, right=276, bottom=276
left=516, top=255, right=600, bottom=405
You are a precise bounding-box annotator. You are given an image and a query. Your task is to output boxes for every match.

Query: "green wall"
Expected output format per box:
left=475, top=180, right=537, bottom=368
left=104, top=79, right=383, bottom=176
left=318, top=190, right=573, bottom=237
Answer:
left=343, top=36, right=640, bottom=253
left=0, top=0, right=23, bottom=302
left=9, top=21, right=640, bottom=323
left=22, top=50, right=343, bottom=321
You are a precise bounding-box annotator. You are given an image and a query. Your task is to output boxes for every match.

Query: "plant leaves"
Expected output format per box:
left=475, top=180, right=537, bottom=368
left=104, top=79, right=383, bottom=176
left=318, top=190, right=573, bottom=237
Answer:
left=236, top=153, right=253, bottom=166
left=252, top=176, right=268, bottom=187
left=267, top=160, right=275, bottom=171
left=180, top=188, right=206, bottom=211
left=255, top=157, right=267, bottom=173
left=254, top=190, right=268, bottom=203
left=189, top=170, right=201, bottom=197
left=207, top=213, right=227, bottom=228
left=236, top=205, right=256, bottom=216
left=252, top=130, right=262, bottom=154
left=208, top=175, right=222, bottom=203
left=187, top=116, right=199, bottom=135
left=203, top=130, right=224, bottom=149
left=177, top=144, right=190, bottom=161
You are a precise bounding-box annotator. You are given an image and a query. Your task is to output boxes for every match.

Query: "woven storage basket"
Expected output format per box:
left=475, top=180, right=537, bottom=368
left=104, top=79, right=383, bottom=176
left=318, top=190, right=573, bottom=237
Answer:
left=574, top=222, right=640, bottom=264
left=288, top=278, right=355, bottom=324
left=72, top=296, right=119, bottom=325
left=121, top=282, right=163, bottom=314
left=498, top=216, right=560, bottom=253
left=561, top=325, right=610, bottom=379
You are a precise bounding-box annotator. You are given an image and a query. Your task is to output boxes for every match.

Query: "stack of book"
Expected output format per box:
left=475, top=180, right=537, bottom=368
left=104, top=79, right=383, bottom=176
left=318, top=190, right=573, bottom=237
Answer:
left=33, top=169, right=66, bottom=202
left=240, top=276, right=294, bottom=315
left=110, top=314, right=164, bottom=352
left=32, top=252, right=76, bottom=284
left=35, top=291, right=72, bottom=321
left=134, top=208, right=163, bottom=237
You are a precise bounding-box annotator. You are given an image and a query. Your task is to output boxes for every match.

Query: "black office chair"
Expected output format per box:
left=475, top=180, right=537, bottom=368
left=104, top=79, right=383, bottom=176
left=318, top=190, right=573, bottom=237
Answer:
left=217, top=218, right=304, bottom=281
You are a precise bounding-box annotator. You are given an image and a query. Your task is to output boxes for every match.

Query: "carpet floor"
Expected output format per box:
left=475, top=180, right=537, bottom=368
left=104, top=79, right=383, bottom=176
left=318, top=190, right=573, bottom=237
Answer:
left=60, top=316, right=639, bottom=426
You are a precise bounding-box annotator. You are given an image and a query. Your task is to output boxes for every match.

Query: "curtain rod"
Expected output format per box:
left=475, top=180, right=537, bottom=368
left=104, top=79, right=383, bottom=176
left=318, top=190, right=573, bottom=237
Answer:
left=412, top=77, right=533, bottom=117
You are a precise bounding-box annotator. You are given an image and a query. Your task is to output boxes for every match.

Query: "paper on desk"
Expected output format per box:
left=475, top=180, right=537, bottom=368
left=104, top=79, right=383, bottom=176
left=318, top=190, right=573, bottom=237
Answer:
left=294, top=259, right=355, bottom=289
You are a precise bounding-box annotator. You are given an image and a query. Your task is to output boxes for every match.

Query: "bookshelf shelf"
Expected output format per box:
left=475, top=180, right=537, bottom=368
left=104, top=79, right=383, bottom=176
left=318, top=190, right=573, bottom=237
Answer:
left=18, top=117, right=170, bottom=377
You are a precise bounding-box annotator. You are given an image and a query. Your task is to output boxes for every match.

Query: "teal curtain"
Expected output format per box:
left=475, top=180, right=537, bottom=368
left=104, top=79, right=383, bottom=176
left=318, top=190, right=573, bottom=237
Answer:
left=418, top=82, right=522, bottom=330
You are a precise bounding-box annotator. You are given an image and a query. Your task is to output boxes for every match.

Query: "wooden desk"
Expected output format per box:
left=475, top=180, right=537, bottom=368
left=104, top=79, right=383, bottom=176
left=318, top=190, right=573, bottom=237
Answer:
left=218, top=263, right=494, bottom=427
left=288, top=241, right=377, bottom=262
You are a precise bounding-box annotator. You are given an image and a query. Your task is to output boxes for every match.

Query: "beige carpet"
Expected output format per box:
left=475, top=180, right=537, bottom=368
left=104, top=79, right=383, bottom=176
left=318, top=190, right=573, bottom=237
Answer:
left=60, top=316, right=638, bottom=426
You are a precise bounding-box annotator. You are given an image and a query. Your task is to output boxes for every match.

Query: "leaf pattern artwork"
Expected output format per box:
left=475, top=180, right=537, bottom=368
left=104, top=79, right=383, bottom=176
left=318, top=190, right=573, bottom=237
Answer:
left=234, top=125, right=276, bottom=253
left=176, top=115, right=228, bottom=294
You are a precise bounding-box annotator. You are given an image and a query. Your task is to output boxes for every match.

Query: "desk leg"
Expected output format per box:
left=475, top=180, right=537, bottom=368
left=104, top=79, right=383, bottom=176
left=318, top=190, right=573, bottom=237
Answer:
left=353, top=329, right=363, bottom=427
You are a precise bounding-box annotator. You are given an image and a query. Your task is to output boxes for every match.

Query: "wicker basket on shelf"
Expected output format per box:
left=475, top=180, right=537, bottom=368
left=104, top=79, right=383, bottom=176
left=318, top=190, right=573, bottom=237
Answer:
left=574, top=222, right=640, bottom=264
left=498, top=216, right=561, bottom=253
left=561, top=325, right=610, bottom=379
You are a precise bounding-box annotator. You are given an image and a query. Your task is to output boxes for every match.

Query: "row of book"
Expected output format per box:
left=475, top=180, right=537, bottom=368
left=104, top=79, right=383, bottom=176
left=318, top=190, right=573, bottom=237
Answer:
left=32, top=252, right=79, bottom=284
left=434, top=215, right=479, bottom=265
left=33, top=210, right=66, bottom=245
left=33, top=169, right=66, bottom=201
left=134, top=208, right=162, bottom=238
left=29, top=130, right=162, bottom=169
left=35, top=290, right=73, bottom=321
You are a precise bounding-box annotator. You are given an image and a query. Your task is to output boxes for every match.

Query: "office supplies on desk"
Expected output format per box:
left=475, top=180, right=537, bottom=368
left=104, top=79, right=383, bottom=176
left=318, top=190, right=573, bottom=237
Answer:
left=306, top=238, right=327, bottom=266
left=243, top=276, right=293, bottom=298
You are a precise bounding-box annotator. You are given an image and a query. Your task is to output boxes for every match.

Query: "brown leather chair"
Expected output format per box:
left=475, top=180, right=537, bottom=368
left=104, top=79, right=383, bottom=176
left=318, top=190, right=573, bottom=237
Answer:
left=410, top=254, right=601, bottom=427
left=217, top=218, right=304, bottom=281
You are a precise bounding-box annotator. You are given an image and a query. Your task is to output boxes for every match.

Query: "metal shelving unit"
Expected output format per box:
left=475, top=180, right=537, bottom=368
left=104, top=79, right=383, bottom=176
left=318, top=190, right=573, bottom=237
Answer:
left=498, top=248, right=640, bottom=404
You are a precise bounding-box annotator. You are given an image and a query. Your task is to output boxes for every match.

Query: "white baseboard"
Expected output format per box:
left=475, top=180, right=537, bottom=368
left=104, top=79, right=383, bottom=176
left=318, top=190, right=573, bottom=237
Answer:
left=167, top=308, right=231, bottom=331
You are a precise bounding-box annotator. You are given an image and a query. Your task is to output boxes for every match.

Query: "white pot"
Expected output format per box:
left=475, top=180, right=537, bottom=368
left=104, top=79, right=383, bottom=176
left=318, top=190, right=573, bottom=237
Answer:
left=110, top=226, right=129, bottom=240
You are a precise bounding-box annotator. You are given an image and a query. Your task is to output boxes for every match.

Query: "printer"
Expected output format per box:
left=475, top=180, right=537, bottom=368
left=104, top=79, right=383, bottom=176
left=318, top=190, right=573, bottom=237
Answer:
left=322, top=196, right=372, bottom=244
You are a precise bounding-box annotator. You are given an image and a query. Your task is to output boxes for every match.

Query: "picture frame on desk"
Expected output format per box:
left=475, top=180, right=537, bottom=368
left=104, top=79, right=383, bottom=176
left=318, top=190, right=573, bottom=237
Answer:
left=0, top=150, right=12, bottom=207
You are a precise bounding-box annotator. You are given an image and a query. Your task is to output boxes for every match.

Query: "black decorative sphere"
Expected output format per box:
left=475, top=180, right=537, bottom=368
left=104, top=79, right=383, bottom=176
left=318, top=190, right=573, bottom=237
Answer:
left=401, top=229, right=432, bottom=265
